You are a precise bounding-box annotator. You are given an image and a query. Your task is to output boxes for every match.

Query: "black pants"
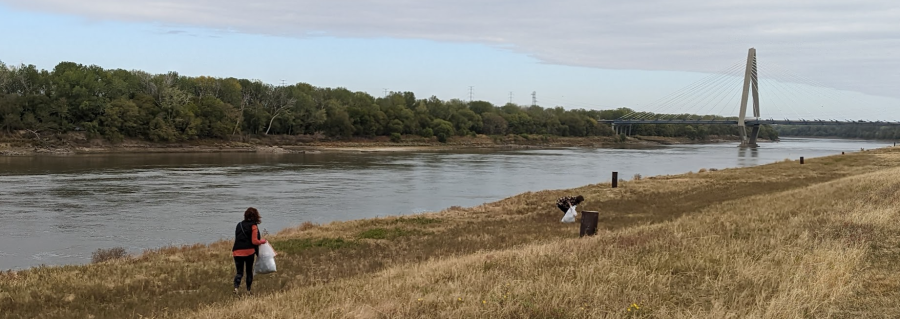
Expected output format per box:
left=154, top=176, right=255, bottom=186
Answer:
left=558, top=203, right=570, bottom=214
left=233, top=255, right=255, bottom=290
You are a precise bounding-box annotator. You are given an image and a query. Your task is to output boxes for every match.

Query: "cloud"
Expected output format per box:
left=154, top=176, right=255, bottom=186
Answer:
left=5, top=0, right=899, bottom=98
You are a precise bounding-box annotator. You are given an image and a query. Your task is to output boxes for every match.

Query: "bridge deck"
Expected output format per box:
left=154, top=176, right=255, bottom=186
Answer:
left=600, top=119, right=900, bottom=126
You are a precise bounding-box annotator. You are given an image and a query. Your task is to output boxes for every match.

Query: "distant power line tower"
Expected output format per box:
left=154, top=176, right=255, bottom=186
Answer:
left=509, top=92, right=513, bottom=104
left=469, top=86, right=474, bottom=102
left=531, top=91, right=537, bottom=106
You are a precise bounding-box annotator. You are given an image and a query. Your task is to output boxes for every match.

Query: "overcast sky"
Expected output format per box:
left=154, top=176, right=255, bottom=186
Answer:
left=1, top=0, right=898, bottom=119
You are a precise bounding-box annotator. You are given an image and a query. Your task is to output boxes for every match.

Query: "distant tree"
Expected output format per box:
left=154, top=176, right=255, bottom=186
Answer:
left=264, top=86, right=296, bottom=135
left=481, top=112, right=508, bottom=135
left=468, top=100, right=495, bottom=115
left=431, top=119, right=454, bottom=143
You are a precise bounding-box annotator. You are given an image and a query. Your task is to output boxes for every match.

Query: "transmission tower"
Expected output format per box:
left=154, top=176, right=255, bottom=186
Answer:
left=531, top=91, right=537, bottom=106
left=469, top=86, right=474, bottom=102
left=509, top=92, right=513, bottom=104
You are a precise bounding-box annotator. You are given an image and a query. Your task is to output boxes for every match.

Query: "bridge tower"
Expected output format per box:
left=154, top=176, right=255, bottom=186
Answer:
left=738, top=48, right=761, bottom=147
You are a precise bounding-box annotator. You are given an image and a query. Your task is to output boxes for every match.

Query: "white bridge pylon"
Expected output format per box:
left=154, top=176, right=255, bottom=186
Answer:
left=738, top=48, right=761, bottom=147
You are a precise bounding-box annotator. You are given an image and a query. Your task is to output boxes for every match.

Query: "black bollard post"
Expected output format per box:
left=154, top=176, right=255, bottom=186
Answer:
left=580, top=211, right=599, bottom=237
left=612, top=172, right=618, bottom=188
left=800, top=157, right=804, bottom=164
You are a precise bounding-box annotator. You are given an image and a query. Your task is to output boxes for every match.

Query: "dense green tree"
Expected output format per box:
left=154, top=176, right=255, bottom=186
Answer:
left=481, top=113, right=508, bottom=135
left=468, top=100, right=495, bottom=115
left=0, top=60, right=814, bottom=143
left=431, top=119, right=455, bottom=143
left=324, top=100, right=353, bottom=137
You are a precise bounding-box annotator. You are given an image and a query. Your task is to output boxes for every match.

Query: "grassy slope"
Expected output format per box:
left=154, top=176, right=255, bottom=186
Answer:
left=2, top=148, right=899, bottom=318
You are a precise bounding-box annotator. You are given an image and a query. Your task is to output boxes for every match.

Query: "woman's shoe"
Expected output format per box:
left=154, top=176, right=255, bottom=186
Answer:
left=233, top=288, right=239, bottom=295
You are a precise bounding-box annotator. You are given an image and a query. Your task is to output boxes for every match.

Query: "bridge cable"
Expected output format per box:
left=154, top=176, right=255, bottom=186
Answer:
left=765, top=61, right=865, bottom=120
left=753, top=70, right=820, bottom=120
left=631, top=61, right=744, bottom=121
left=650, top=61, right=744, bottom=120
left=757, top=74, right=805, bottom=121
left=711, top=75, right=746, bottom=120
left=750, top=64, right=804, bottom=120
left=681, top=66, right=747, bottom=120
left=620, top=61, right=743, bottom=120
left=762, top=63, right=856, bottom=121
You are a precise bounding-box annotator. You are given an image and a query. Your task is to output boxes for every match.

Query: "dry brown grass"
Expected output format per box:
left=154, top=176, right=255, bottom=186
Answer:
left=2, top=147, right=900, bottom=318
left=90, top=247, right=128, bottom=264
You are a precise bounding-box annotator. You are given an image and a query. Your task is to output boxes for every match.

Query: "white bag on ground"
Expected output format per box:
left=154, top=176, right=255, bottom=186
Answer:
left=254, top=242, right=277, bottom=275
left=561, top=205, right=577, bottom=223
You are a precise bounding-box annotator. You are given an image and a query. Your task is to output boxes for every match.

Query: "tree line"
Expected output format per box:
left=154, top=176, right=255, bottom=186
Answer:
left=0, top=60, right=778, bottom=143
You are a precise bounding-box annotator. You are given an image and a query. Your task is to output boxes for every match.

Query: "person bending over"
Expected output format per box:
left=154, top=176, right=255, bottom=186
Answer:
left=556, top=195, right=584, bottom=214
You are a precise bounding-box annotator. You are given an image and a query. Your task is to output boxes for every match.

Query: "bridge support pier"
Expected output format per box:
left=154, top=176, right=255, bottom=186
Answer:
left=613, top=124, right=632, bottom=137
left=747, top=125, right=760, bottom=148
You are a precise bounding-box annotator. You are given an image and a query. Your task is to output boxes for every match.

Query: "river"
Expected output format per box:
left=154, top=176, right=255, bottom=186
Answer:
left=0, top=137, right=892, bottom=270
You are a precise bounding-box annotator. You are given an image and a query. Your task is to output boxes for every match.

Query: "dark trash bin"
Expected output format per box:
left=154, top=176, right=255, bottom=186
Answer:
left=580, top=211, right=599, bottom=237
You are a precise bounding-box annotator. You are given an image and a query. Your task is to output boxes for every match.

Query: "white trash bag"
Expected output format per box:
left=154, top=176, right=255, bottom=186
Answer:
left=254, top=242, right=277, bottom=275
left=561, top=205, right=577, bottom=223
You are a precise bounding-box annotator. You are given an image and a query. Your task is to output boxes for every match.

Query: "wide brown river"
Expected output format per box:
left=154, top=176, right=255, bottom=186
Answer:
left=0, top=138, right=892, bottom=269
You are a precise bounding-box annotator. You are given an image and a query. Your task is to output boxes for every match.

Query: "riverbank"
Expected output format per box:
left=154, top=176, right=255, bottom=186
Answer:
left=5, top=146, right=894, bottom=318
left=0, top=132, right=743, bottom=156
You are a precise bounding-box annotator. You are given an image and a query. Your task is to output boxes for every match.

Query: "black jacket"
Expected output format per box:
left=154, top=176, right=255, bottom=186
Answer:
left=232, top=220, right=261, bottom=253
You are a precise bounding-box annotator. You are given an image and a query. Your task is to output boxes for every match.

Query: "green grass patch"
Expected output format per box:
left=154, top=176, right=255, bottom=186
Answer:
left=393, top=216, right=442, bottom=225
left=273, top=237, right=358, bottom=254
left=358, top=227, right=423, bottom=240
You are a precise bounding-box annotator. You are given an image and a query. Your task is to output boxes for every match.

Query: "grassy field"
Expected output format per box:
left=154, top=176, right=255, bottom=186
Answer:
left=2, top=147, right=899, bottom=318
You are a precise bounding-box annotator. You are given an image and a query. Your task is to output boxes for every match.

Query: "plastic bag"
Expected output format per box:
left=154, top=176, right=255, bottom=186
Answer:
left=561, top=205, right=577, bottom=223
left=253, top=242, right=277, bottom=275
left=258, top=242, right=276, bottom=258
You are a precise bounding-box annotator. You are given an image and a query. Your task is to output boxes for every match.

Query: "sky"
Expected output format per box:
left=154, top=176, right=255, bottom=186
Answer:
left=1, top=0, right=898, bottom=120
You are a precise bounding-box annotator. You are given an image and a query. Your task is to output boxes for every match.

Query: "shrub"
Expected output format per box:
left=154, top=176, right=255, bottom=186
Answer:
left=390, top=133, right=402, bottom=143
left=633, top=173, right=642, bottom=180
left=420, top=128, right=434, bottom=138
left=698, top=168, right=708, bottom=173
left=91, top=247, right=127, bottom=263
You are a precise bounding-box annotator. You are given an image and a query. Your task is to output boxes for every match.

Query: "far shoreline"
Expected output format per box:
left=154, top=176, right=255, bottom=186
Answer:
left=0, top=133, right=748, bottom=156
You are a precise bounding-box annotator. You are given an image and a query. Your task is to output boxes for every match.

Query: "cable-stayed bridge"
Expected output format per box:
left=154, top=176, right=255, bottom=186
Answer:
left=598, top=48, right=900, bottom=147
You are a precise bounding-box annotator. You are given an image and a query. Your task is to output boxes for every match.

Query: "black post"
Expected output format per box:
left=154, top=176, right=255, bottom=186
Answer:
left=612, top=172, right=618, bottom=188
left=800, top=157, right=804, bottom=164
left=580, top=211, right=599, bottom=237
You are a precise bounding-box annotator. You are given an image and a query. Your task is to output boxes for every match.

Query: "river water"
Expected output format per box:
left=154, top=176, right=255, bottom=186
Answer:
left=0, top=138, right=892, bottom=270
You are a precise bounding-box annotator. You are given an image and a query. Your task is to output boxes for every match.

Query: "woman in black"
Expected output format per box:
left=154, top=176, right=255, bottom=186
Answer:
left=557, top=195, right=584, bottom=214
left=231, top=207, right=268, bottom=295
